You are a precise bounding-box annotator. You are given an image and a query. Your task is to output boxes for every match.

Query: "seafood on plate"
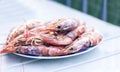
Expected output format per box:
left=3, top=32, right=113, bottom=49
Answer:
left=0, top=18, right=103, bottom=56
left=13, top=30, right=102, bottom=56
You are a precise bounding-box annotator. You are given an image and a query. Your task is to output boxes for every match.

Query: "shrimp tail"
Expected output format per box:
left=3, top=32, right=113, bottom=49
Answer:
left=0, top=45, right=16, bottom=54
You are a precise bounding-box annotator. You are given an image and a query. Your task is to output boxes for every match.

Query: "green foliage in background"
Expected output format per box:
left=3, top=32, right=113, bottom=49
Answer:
left=55, top=0, right=120, bottom=26
left=107, top=0, right=120, bottom=25
left=87, top=0, right=102, bottom=19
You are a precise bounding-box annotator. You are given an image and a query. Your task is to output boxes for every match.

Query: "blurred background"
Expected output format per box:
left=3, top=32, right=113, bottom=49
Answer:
left=53, top=0, right=120, bottom=26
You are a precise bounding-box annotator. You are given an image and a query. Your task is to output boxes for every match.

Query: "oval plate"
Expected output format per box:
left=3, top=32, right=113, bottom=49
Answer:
left=14, top=45, right=97, bottom=59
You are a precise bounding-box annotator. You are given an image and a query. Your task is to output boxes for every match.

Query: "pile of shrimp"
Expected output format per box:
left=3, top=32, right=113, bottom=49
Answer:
left=0, top=18, right=103, bottom=56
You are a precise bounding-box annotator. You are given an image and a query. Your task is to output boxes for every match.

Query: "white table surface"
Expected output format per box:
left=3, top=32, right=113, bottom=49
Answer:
left=0, top=0, right=120, bottom=72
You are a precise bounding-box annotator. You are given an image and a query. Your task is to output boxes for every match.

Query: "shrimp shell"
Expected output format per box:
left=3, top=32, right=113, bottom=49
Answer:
left=40, top=34, right=73, bottom=45
left=16, top=45, right=65, bottom=56
left=66, top=24, right=86, bottom=40
left=64, top=31, right=103, bottom=54
left=45, top=18, right=80, bottom=33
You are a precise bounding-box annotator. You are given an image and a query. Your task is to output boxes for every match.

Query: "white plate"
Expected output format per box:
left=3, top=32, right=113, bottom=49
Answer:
left=14, top=45, right=97, bottom=59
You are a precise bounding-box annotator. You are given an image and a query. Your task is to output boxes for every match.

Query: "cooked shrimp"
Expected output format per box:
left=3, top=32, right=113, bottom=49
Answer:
left=16, top=45, right=65, bottom=56
left=40, top=34, right=73, bottom=45
left=82, top=31, right=103, bottom=46
left=45, top=18, right=80, bottom=33
left=64, top=31, right=103, bottom=54
left=63, top=37, right=90, bottom=54
left=27, top=18, right=80, bottom=34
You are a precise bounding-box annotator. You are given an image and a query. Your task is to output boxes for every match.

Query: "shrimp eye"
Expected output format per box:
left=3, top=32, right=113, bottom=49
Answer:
left=69, top=47, right=74, bottom=51
left=57, top=30, right=60, bottom=33
left=16, top=48, right=20, bottom=53
left=57, top=25, right=61, bottom=29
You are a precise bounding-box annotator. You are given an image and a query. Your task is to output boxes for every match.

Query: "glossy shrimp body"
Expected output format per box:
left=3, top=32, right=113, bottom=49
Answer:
left=46, top=18, right=80, bottom=33
left=16, top=45, right=65, bottom=56
left=82, top=31, right=103, bottom=46
left=66, top=24, right=86, bottom=40
left=64, top=31, right=103, bottom=54
left=24, top=18, right=79, bottom=34
left=40, top=34, right=73, bottom=45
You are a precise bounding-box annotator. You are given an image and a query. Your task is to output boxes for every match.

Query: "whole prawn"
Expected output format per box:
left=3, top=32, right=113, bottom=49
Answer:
left=16, top=45, right=65, bottom=56
left=45, top=18, right=80, bottom=33
left=64, top=30, right=103, bottom=54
